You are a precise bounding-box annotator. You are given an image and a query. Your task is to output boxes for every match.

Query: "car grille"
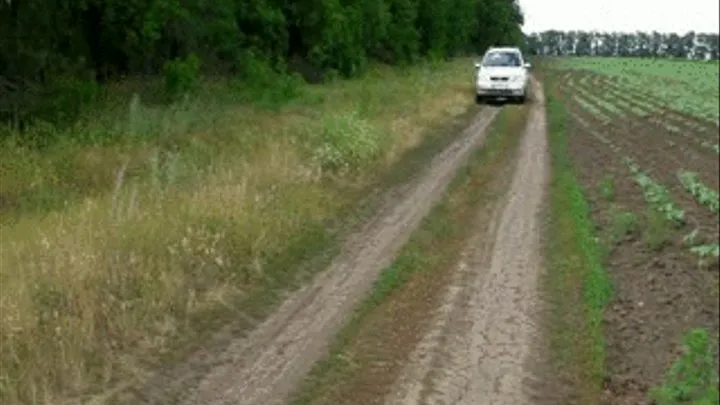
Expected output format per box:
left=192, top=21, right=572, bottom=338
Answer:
left=490, top=77, right=509, bottom=81
left=486, top=89, right=515, bottom=96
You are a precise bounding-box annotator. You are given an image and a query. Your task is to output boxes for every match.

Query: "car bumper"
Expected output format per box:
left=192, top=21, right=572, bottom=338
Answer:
left=476, top=84, right=525, bottom=97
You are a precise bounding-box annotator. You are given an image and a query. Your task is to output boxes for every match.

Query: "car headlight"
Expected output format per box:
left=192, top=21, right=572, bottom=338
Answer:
left=511, top=75, right=525, bottom=83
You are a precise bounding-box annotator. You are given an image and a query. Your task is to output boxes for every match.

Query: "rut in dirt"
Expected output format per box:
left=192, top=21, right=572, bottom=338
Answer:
left=118, top=106, right=501, bottom=405
left=385, top=78, right=549, bottom=405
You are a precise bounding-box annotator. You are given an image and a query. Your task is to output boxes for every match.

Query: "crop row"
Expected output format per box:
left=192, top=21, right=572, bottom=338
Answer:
left=557, top=59, right=719, bottom=120
left=566, top=79, right=720, bottom=155
left=596, top=86, right=719, bottom=142
left=625, top=159, right=719, bottom=260
left=677, top=171, right=719, bottom=215
left=624, top=158, right=686, bottom=225
left=569, top=90, right=719, bottom=209
left=601, top=74, right=717, bottom=120
left=564, top=86, right=719, bottom=262
left=568, top=70, right=718, bottom=124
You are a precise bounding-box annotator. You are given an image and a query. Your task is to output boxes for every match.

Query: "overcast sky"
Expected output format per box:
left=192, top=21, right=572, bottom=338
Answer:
left=518, top=0, right=720, bottom=34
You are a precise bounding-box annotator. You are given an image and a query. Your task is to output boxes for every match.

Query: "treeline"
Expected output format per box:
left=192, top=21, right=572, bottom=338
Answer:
left=0, top=0, right=524, bottom=126
left=525, top=30, right=720, bottom=59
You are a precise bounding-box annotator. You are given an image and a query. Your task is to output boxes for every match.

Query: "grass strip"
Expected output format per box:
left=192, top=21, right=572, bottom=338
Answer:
left=542, top=78, right=612, bottom=404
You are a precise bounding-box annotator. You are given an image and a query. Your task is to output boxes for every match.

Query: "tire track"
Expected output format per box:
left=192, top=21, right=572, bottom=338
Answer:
left=384, top=78, right=549, bottom=405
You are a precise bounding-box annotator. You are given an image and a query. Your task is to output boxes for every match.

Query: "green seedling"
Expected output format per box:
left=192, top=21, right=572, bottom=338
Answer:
left=608, top=206, right=638, bottom=244
left=678, top=170, right=719, bottom=215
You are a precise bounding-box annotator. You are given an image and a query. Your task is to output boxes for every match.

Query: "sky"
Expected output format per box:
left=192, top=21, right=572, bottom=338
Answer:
left=518, top=0, right=720, bottom=34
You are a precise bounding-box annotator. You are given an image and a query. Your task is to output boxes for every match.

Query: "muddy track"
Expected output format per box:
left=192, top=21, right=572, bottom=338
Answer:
left=114, top=105, right=502, bottom=405
left=384, top=79, right=549, bottom=405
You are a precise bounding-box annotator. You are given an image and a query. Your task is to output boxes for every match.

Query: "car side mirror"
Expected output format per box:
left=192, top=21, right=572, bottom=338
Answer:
left=474, top=62, right=481, bottom=69
left=524, top=62, right=532, bottom=69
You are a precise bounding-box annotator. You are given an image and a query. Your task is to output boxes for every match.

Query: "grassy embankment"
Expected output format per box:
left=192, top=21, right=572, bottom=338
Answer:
left=540, top=77, right=612, bottom=404
left=0, top=59, right=477, bottom=405
left=290, top=104, right=529, bottom=405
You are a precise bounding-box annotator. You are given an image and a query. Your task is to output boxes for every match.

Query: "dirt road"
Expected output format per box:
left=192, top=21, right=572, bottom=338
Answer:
left=118, top=105, right=501, bottom=405
left=384, top=79, right=549, bottom=405
left=185, top=108, right=504, bottom=405
left=119, top=79, right=550, bottom=405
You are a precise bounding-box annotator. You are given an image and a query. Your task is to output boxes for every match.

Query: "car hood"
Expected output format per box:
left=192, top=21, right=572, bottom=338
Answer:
left=478, top=66, right=525, bottom=78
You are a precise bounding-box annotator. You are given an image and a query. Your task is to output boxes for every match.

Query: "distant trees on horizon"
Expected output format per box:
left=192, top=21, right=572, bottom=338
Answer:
left=525, top=30, right=719, bottom=60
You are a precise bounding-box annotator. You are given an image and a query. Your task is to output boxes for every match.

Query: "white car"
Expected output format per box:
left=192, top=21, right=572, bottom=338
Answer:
left=474, top=47, right=531, bottom=104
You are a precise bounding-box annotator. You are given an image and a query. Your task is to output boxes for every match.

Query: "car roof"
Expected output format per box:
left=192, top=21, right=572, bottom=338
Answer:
left=485, top=47, right=522, bottom=54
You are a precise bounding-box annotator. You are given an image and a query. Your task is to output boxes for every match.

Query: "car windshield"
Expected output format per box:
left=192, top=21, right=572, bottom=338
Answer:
left=481, top=51, right=521, bottom=67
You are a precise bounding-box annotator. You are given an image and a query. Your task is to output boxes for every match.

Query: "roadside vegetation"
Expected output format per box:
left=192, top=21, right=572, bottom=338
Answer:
left=0, top=59, right=489, bottom=405
left=541, top=80, right=611, bottom=405
left=1, top=0, right=530, bottom=403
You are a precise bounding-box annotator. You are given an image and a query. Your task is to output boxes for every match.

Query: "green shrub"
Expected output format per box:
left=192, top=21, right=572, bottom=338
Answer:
left=163, top=54, right=202, bottom=96
left=1, top=77, right=100, bottom=139
left=310, top=111, right=384, bottom=171
left=231, top=52, right=306, bottom=107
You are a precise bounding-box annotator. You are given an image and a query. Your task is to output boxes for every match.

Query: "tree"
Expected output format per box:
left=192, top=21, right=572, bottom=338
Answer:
left=706, top=34, right=719, bottom=59
left=563, top=31, right=577, bottom=56
left=0, top=0, right=527, bottom=126
left=665, top=33, right=684, bottom=58
left=681, top=31, right=696, bottom=59
left=635, top=31, right=651, bottom=57
left=575, top=31, right=593, bottom=56
left=523, top=29, right=719, bottom=61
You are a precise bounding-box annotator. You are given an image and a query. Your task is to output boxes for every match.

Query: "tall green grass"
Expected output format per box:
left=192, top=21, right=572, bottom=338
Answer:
left=0, top=59, right=476, bottom=405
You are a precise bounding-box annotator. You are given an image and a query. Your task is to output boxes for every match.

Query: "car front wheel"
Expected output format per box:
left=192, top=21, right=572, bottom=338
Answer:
left=475, top=94, right=484, bottom=105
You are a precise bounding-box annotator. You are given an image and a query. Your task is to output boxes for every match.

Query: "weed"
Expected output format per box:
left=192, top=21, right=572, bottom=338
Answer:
left=310, top=111, right=385, bottom=172
left=164, top=54, right=202, bottom=97
left=644, top=207, right=675, bottom=251
left=608, top=206, right=638, bottom=244
left=650, top=328, right=719, bottom=405
left=599, top=174, right=616, bottom=201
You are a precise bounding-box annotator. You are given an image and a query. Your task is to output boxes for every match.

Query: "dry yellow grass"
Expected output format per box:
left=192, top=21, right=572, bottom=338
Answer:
left=0, top=59, right=475, bottom=404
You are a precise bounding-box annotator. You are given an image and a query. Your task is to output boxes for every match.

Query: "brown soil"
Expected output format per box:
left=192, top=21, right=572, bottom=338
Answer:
left=110, top=105, right=502, bottom=405
left=552, top=71, right=720, bottom=405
